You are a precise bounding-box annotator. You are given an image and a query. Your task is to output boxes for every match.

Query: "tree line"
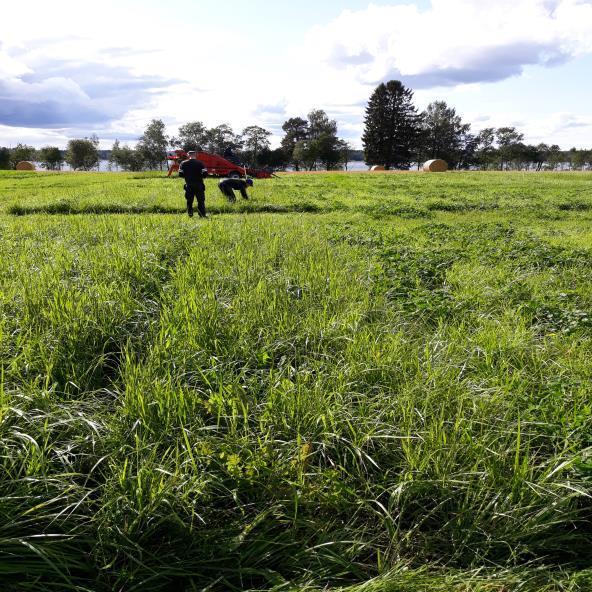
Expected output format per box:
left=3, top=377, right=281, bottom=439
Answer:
left=362, top=80, right=591, bottom=170
left=1, top=81, right=590, bottom=172
left=0, top=136, right=103, bottom=171
left=108, top=109, right=351, bottom=172
left=0, top=111, right=349, bottom=172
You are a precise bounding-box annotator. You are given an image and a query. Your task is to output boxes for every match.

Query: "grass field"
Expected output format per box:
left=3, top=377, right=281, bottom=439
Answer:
left=1, top=170, right=592, bottom=591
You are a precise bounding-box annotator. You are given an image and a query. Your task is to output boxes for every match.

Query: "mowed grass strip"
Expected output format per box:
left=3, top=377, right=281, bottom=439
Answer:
left=0, top=171, right=592, bottom=590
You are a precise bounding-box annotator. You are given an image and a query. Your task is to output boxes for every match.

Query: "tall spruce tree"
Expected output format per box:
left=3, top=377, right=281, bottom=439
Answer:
left=0, top=147, right=10, bottom=170
left=362, top=80, right=419, bottom=169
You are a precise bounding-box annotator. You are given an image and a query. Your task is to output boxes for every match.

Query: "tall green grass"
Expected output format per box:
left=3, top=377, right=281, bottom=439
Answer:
left=1, top=170, right=592, bottom=590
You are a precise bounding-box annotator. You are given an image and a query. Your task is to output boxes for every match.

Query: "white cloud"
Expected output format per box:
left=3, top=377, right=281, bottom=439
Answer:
left=0, top=44, right=31, bottom=78
left=0, top=124, right=71, bottom=147
left=548, top=112, right=592, bottom=131
left=458, top=109, right=592, bottom=147
left=302, top=0, right=592, bottom=88
left=0, top=0, right=259, bottom=144
left=524, top=111, right=592, bottom=144
left=273, top=0, right=592, bottom=147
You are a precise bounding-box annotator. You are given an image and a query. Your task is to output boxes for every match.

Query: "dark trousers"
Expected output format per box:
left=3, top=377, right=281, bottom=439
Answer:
left=184, top=184, right=206, bottom=217
left=219, top=184, right=236, bottom=202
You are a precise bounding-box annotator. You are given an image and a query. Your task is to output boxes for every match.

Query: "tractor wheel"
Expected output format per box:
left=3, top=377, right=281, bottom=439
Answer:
left=228, top=171, right=241, bottom=179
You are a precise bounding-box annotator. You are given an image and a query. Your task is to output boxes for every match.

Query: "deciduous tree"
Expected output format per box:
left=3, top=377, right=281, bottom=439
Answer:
left=547, top=144, right=563, bottom=170
left=205, top=124, right=241, bottom=155
left=475, top=128, right=496, bottom=169
left=315, top=132, right=342, bottom=170
left=38, top=146, right=63, bottom=170
left=10, top=143, right=36, bottom=169
left=110, top=139, right=145, bottom=171
left=308, top=109, right=337, bottom=139
left=338, top=140, right=352, bottom=170
left=418, top=101, right=471, bottom=168
left=293, top=140, right=318, bottom=171
left=172, top=121, right=209, bottom=152
left=280, top=110, right=346, bottom=170
left=496, top=127, right=524, bottom=170
left=280, top=117, right=308, bottom=170
left=572, top=149, right=591, bottom=170
left=534, top=143, right=549, bottom=171
left=257, top=147, right=288, bottom=169
left=66, top=136, right=99, bottom=171
left=137, top=119, right=169, bottom=170
left=241, top=125, right=272, bottom=166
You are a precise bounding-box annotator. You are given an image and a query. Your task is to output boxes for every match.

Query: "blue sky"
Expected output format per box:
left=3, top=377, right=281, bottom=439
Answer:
left=0, top=0, right=591, bottom=149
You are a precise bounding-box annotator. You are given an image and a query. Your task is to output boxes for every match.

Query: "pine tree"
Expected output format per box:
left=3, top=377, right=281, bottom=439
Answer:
left=362, top=80, right=419, bottom=169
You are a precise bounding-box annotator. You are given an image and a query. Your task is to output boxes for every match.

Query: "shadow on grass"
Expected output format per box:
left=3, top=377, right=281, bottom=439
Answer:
left=426, top=200, right=500, bottom=212
left=8, top=201, right=325, bottom=216
left=556, top=201, right=592, bottom=212
left=361, top=203, right=433, bottom=219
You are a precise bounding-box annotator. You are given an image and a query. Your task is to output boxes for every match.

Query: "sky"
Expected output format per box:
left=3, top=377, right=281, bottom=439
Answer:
left=0, top=0, right=591, bottom=150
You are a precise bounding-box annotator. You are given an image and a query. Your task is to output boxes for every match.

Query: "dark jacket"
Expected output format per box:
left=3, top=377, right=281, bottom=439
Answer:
left=219, top=178, right=250, bottom=199
left=219, top=178, right=249, bottom=190
left=179, top=159, right=208, bottom=188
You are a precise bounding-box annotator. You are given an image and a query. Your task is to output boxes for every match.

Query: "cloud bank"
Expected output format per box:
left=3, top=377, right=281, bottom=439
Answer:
left=304, top=0, right=592, bottom=88
left=1, top=0, right=591, bottom=148
left=0, top=47, right=181, bottom=128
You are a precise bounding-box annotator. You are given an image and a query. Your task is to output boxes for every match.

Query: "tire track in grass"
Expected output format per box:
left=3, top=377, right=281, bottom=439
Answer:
left=7, top=201, right=329, bottom=216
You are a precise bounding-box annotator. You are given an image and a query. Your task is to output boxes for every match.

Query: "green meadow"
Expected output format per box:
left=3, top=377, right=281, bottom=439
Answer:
left=1, top=170, right=592, bottom=591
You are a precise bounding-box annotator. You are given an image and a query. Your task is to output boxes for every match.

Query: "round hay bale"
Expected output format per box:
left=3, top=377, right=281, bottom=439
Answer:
left=16, top=161, right=36, bottom=171
left=371, top=165, right=386, bottom=171
left=423, top=159, right=448, bottom=172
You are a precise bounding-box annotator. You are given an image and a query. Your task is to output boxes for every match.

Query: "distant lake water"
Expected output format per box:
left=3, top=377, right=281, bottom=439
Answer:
left=345, top=161, right=368, bottom=171
left=285, top=161, right=370, bottom=172
left=35, top=160, right=116, bottom=172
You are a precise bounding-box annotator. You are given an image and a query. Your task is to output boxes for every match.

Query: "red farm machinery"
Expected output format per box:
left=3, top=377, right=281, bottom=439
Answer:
left=167, top=150, right=274, bottom=179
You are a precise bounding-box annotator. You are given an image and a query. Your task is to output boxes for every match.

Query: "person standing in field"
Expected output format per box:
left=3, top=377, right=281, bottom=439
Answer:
left=218, top=177, right=253, bottom=202
left=179, top=151, right=208, bottom=217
